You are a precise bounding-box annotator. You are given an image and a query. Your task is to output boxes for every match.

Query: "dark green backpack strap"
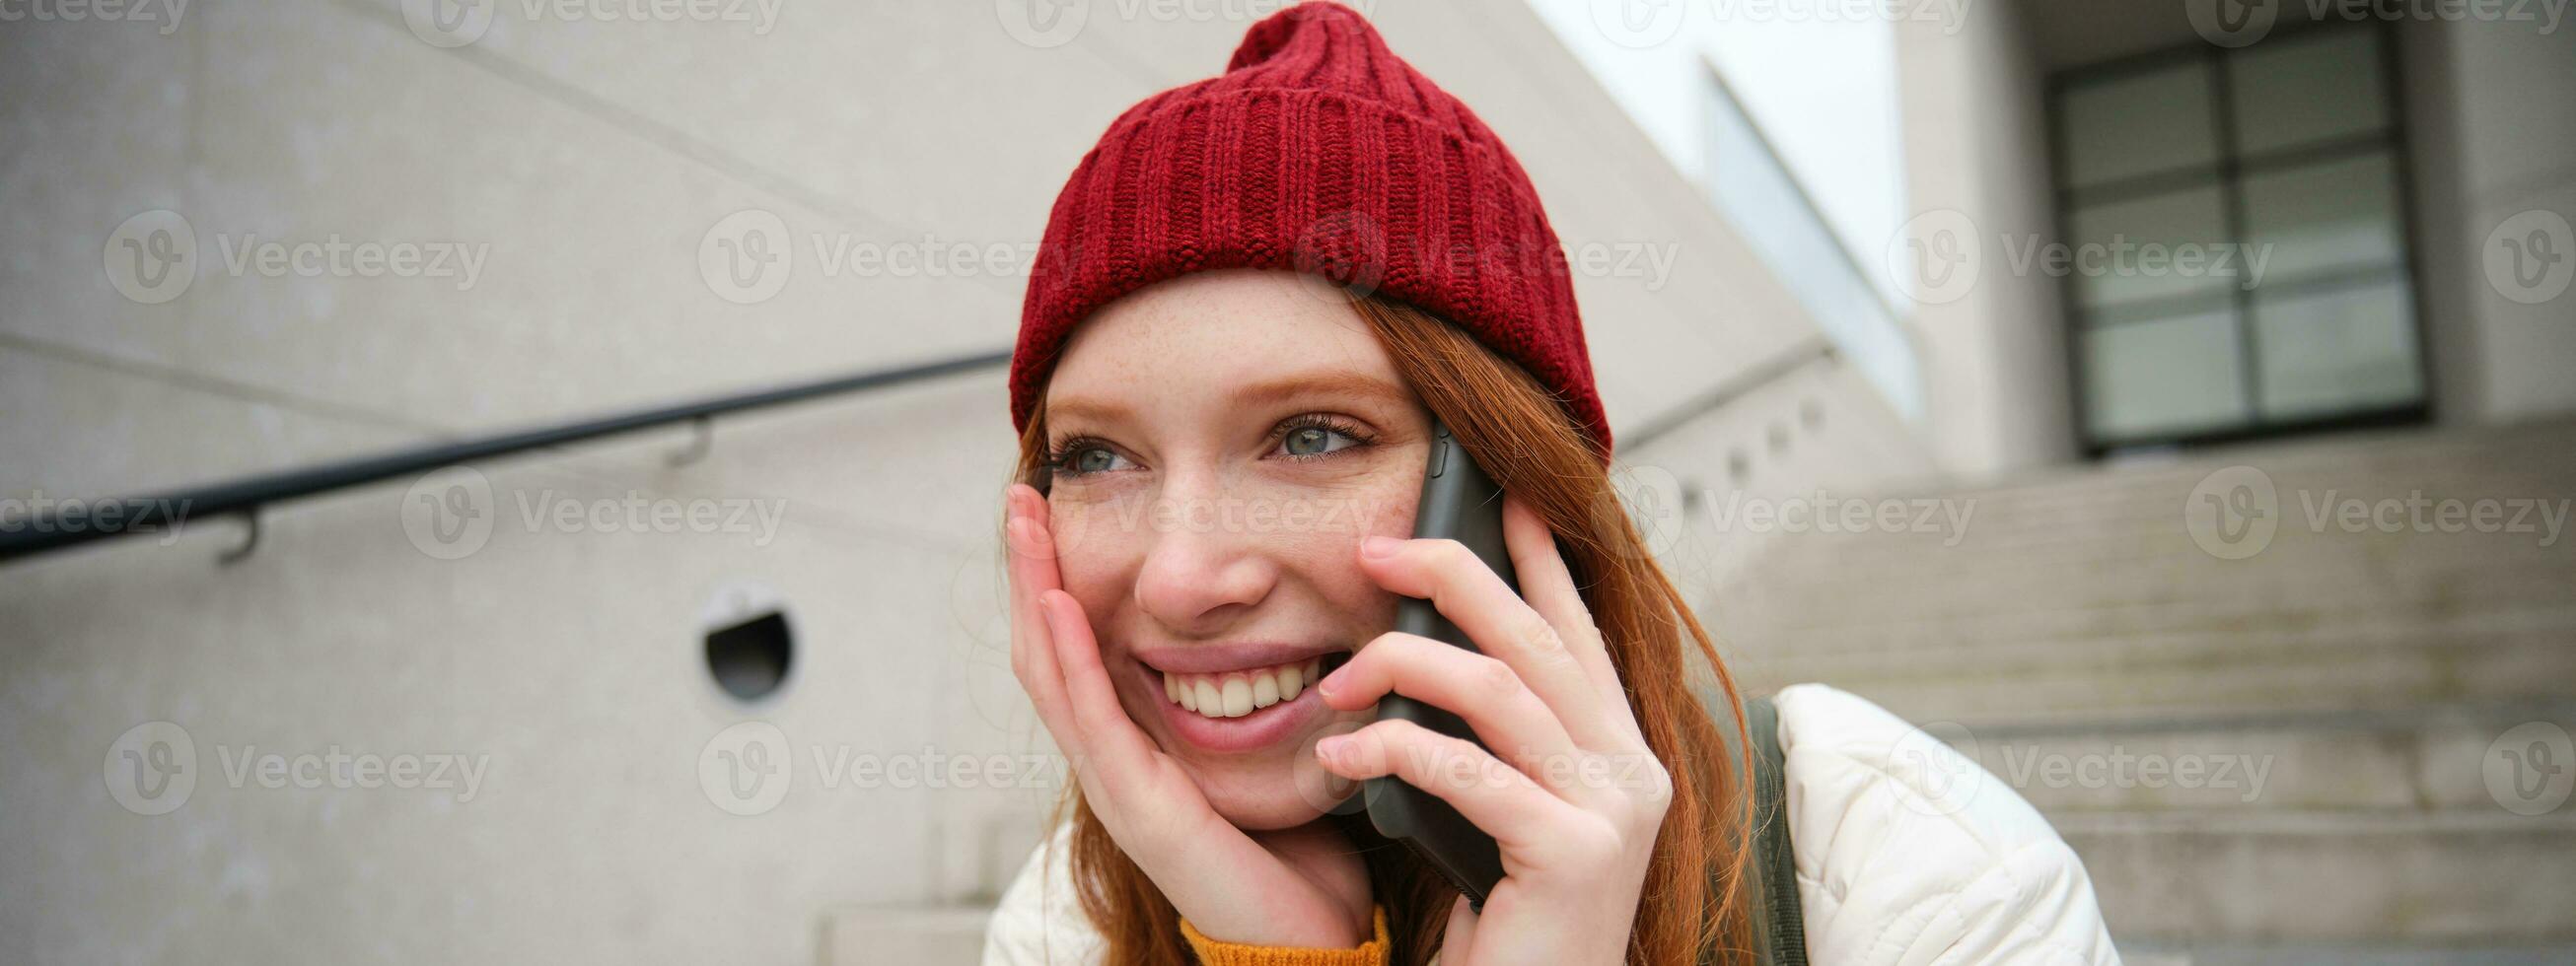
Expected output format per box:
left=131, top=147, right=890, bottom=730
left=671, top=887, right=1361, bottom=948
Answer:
left=1742, top=694, right=1806, bottom=966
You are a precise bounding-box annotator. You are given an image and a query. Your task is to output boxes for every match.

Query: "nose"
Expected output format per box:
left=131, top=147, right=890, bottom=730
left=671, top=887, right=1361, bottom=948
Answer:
left=1131, top=480, right=1279, bottom=635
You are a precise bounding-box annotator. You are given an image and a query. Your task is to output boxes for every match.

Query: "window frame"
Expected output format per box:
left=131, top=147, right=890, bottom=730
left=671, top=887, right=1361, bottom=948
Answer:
left=2044, top=18, right=2435, bottom=456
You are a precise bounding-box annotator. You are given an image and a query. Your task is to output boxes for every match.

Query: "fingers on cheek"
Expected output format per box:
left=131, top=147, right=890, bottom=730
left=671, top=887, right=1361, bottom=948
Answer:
left=1316, top=724, right=1387, bottom=777
left=1315, top=656, right=1381, bottom=710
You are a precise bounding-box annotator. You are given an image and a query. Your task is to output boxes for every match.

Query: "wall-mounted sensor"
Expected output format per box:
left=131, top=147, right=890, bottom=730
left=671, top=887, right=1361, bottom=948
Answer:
left=701, top=581, right=793, bottom=702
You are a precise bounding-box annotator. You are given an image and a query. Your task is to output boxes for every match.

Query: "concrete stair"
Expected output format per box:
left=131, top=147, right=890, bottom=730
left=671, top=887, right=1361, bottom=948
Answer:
left=1701, top=419, right=2576, bottom=952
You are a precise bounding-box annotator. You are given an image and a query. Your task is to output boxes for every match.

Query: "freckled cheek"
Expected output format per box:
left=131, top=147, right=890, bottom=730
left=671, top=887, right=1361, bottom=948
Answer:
left=1039, top=520, right=1143, bottom=661
left=1324, top=481, right=1418, bottom=622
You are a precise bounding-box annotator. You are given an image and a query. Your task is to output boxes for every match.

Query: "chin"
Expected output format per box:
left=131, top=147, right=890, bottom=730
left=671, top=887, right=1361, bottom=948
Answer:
left=1193, top=754, right=1353, bottom=831
left=1166, top=722, right=1371, bottom=831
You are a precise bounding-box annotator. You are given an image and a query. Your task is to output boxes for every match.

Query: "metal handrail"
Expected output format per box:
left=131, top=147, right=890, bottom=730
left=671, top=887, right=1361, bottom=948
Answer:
left=0, top=349, right=1013, bottom=565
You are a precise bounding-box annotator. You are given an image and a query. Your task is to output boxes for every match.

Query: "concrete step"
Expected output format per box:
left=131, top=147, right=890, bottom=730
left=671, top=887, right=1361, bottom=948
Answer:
left=1919, top=702, right=2576, bottom=815
left=1831, top=420, right=2576, bottom=524
left=821, top=904, right=992, bottom=965
left=1739, top=631, right=2574, bottom=724
left=1723, top=585, right=2576, bottom=657
left=2062, top=809, right=2576, bottom=944
left=2118, top=939, right=2576, bottom=965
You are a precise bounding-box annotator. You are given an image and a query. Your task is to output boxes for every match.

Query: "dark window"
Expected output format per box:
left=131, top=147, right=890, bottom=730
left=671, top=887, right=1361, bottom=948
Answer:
left=2048, top=22, right=2427, bottom=453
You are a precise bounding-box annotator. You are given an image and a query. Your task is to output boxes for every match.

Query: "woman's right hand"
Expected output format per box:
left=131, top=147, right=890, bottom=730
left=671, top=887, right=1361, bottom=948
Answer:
left=1004, top=483, right=1377, bottom=948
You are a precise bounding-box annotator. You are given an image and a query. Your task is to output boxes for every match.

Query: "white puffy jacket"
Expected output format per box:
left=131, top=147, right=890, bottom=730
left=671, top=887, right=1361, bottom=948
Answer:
left=982, top=683, right=2122, bottom=964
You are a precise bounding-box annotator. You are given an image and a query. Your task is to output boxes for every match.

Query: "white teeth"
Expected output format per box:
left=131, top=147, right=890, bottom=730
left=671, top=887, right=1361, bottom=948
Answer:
left=1193, top=679, right=1222, bottom=718
left=1222, top=676, right=1255, bottom=717
left=1160, top=657, right=1332, bottom=721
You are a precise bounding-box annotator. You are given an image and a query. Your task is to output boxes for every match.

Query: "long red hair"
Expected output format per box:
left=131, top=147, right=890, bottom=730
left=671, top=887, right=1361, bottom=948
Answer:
left=1006, top=290, right=1757, bottom=964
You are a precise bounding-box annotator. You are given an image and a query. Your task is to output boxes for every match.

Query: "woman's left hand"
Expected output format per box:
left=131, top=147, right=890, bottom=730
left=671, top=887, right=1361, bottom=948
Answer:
left=1311, top=493, right=1672, bottom=964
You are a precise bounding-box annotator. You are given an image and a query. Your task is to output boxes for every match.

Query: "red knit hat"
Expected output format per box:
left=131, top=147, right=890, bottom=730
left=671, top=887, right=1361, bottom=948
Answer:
left=1010, top=1, right=1612, bottom=461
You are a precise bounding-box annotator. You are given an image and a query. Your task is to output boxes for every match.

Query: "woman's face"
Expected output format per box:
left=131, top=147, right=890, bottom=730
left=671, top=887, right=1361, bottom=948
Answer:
left=1040, top=269, right=1431, bottom=831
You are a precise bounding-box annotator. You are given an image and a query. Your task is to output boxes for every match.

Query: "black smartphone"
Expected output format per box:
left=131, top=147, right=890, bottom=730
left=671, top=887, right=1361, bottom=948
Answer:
left=1362, top=417, right=1510, bottom=909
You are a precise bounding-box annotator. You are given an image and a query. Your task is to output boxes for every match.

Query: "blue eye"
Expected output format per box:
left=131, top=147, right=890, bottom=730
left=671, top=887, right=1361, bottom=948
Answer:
left=1045, top=437, right=1133, bottom=478
left=1273, top=415, right=1375, bottom=460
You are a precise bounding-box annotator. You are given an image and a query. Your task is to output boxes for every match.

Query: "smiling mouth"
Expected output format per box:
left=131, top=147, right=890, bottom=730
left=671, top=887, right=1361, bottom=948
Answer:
left=1155, top=653, right=1351, bottom=721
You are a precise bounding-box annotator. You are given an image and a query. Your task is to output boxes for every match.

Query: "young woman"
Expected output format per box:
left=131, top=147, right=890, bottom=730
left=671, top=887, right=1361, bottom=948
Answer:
left=986, top=5, right=2118, bottom=963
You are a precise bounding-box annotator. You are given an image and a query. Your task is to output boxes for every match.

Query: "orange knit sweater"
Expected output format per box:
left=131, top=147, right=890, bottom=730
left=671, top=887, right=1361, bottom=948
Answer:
left=1178, top=905, right=1393, bottom=965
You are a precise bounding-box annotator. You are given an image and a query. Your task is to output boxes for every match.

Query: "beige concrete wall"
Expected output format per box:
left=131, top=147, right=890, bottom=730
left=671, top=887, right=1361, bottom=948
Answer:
left=2400, top=17, right=2576, bottom=425
left=1889, top=0, right=2081, bottom=481
left=0, top=2, right=1930, bottom=962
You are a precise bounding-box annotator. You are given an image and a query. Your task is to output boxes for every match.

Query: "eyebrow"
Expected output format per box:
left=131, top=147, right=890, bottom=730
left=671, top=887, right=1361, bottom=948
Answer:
left=1047, top=369, right=1410, bottom=427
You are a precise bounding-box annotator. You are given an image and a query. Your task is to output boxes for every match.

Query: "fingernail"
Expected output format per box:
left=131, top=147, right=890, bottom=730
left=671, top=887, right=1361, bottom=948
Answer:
left=1315, top=734, right=1347, bottom=762
left=1315, top=663, right=1344, bottom=698
left=1361, top=535, right=1399, bottom=558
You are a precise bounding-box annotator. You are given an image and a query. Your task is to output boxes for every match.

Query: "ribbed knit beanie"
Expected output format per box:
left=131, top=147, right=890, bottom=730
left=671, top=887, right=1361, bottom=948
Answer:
left=1010, top=1, right=1612, bottom=461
